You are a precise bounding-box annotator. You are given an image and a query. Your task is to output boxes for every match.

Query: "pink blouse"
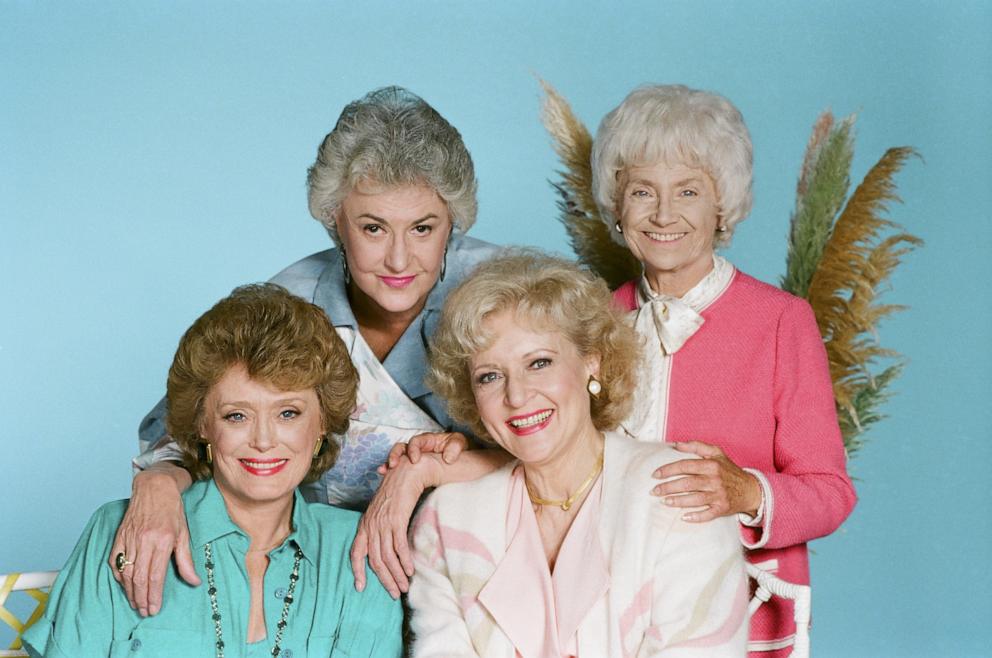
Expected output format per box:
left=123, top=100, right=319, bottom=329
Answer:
left=477, top=465, right=609, bottom=658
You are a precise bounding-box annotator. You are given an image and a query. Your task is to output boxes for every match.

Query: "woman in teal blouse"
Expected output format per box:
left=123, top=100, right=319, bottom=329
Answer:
left=24, top=284, right=402, bottom=657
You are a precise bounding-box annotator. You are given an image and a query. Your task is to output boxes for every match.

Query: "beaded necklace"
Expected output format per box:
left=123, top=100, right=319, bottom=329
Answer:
left=204, top=541, right=303, bottom=658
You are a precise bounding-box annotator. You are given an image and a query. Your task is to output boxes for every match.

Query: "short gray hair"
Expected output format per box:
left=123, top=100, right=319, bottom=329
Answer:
left=307, top=86, right=478, bottom=242
left=591, top=84, right=753, bottom=247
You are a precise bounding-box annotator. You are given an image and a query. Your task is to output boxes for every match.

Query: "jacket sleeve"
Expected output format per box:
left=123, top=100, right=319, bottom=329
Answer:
left=740, top=297, right=857, bottom=550
left=407, top=497, right=481, bottom=658
left=131, top=396, right=185, bottom=473
left=640, top=513, right=749, bottom=657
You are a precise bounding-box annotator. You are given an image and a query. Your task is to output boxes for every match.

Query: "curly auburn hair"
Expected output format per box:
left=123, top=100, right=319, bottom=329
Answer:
left=427, top=251, right=642, bottom=441
left=165, top=283, right=358, bottom=483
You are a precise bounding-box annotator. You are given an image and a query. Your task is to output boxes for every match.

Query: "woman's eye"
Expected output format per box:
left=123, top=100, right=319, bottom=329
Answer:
left=476, top=371, right=500, bottom=386
left=679, top=189, right=698, bottom=197
left=530, top=358, right=552, bottom=370
left=630, top=189, right=651, bottom=198
left=411, top=224, right=432, bottom=235
left=363, top=224, right=384, bottom=235
left=280, top=409, right=300, bottom=419
left=224, top=412, right=246, bottom=422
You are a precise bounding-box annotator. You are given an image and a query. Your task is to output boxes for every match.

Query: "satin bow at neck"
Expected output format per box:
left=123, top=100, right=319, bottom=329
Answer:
left=635, top=255, right=735, bottom=355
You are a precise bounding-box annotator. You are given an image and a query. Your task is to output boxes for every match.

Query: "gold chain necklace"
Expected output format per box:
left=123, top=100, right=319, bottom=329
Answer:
left=525, top=452, right=604, bottom=511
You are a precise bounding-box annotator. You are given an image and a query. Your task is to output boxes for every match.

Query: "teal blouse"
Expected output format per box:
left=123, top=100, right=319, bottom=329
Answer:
left=23, top=479, right=402, bottom=657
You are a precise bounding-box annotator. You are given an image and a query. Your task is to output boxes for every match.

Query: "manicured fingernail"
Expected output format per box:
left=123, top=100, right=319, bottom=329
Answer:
left=663, top=497, right=675, bottom=505
left=139, top=608, right=148, bottom=617
left=681, top=513, right=693, bottom=521
left=356, top=581, right=365, bottom=592
left=652, top=469, right=662, bottom=478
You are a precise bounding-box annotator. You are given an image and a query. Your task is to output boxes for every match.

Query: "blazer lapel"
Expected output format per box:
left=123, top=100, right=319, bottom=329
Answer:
left=553, top=477, right=610, bottom=647
left=478, top=469, right=560, bottom=658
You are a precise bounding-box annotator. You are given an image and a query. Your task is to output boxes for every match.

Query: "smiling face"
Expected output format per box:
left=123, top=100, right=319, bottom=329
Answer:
left=335, top=183, right=452, bottom=321
left=617, top=162, right=721, bottom=296
left=469, top=311, right=601, bottom=468
left=199, top=364, right=322, bottom=509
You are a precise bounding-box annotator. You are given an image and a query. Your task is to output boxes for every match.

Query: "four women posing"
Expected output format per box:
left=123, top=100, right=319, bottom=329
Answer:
left=27, top=83, right=854, bottom=657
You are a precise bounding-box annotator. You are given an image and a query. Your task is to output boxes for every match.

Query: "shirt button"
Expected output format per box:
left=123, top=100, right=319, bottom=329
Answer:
left=274, top=587, right=287, bottom=599
left=282, top=650, right=293, bottom=658
left=130, top=638, right=142, bottom=651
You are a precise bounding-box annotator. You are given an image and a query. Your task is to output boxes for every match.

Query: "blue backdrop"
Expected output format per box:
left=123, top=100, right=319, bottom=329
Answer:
left=3, top=2, right=989, bottom=656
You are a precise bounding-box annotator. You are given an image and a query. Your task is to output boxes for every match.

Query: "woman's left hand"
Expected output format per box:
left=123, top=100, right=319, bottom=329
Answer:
left=351, top=454, right=442, bottom=598
left=651, top=441, right=762, bottom=522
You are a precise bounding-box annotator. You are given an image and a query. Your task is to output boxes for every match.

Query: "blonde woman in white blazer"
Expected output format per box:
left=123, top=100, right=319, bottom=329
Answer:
left=409, top=253, right=747, bottom=658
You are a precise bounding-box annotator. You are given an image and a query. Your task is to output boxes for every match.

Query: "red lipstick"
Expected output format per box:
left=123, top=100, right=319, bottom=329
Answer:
left=239, top=458, right=288, bottom=476
left=505, top=409, right=554, bottom=436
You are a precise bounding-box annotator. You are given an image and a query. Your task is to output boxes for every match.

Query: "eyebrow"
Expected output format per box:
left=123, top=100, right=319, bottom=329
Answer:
left=470, top=349, right=560, bottom=373
left=356, top=213, right=439, bottom=224
left=625, top=177, right=704, bottom=188
left=216, top=397, right=309, bottom=408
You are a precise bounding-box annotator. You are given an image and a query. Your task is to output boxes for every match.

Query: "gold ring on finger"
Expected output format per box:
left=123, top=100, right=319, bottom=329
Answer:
left=115, top=551, right=134, bottom=573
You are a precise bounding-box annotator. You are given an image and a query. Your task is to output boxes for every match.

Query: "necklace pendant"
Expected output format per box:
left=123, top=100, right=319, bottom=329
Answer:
left=560, top=501, right=571, bottom=511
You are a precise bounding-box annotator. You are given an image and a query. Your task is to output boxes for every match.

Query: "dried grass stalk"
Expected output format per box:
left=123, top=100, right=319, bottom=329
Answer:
left=782, top=115, right=855, bottom=298
left=807, top=146, right=922, bottom=453
left=540, top=79, right=641, bottom=288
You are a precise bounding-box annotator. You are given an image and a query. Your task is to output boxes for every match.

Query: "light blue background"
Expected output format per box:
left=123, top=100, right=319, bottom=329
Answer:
left=3, top=2, right=989, bottom=656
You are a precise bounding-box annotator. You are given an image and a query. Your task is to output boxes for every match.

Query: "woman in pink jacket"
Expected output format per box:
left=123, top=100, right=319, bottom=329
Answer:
left=592, top=84, right=857, bottom=656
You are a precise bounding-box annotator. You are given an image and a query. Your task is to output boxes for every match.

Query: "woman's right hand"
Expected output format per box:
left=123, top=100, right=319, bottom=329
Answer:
left=109, top=463, right=199, bottom=616
left=352, top=454, right=442, bottom=598
left=378, top=431, right=468, bottom=473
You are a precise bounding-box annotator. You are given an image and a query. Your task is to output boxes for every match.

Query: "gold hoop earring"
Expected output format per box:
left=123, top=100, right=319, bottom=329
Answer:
left=313, top=436, right=324, bottom=459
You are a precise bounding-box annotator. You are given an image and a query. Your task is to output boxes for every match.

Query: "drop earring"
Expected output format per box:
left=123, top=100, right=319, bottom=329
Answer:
left=313, top=436, right=329, bottom=459
left=614, top=222, right=623, bottom=234
left=340, top=246, right=351, bottom=284
left=198, top=440, right=213, bottom=465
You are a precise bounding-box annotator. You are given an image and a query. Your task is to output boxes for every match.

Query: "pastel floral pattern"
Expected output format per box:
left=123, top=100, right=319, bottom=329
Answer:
left=319, top=327, right=442, bottom=510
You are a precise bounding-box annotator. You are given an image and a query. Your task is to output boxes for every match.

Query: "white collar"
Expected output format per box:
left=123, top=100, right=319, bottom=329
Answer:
left=634, top=255, right=735, bottom=355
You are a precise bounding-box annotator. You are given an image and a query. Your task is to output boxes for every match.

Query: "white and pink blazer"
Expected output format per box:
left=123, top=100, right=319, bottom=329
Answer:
left=409, top=432, right=749, bottom=658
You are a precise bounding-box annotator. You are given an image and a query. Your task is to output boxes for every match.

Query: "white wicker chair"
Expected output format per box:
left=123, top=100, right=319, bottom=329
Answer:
left=747, top=562, right=811, bottom=658
left=0, top=571, right=57, bottom=657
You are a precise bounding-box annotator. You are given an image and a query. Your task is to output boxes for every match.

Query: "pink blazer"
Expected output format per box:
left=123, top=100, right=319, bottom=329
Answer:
left=614, top=271, right=857, bottom=654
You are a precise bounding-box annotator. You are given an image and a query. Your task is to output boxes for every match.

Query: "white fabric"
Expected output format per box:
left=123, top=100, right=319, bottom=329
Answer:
left=318, top=326, right=443, bottom=508
left=738, top=468, right=774, bottom=550
left=622, top=255, right=735, bottom=443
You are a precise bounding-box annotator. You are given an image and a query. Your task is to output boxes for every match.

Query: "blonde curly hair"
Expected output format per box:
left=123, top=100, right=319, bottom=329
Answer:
left=428, top=251, right=641, bottom=441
